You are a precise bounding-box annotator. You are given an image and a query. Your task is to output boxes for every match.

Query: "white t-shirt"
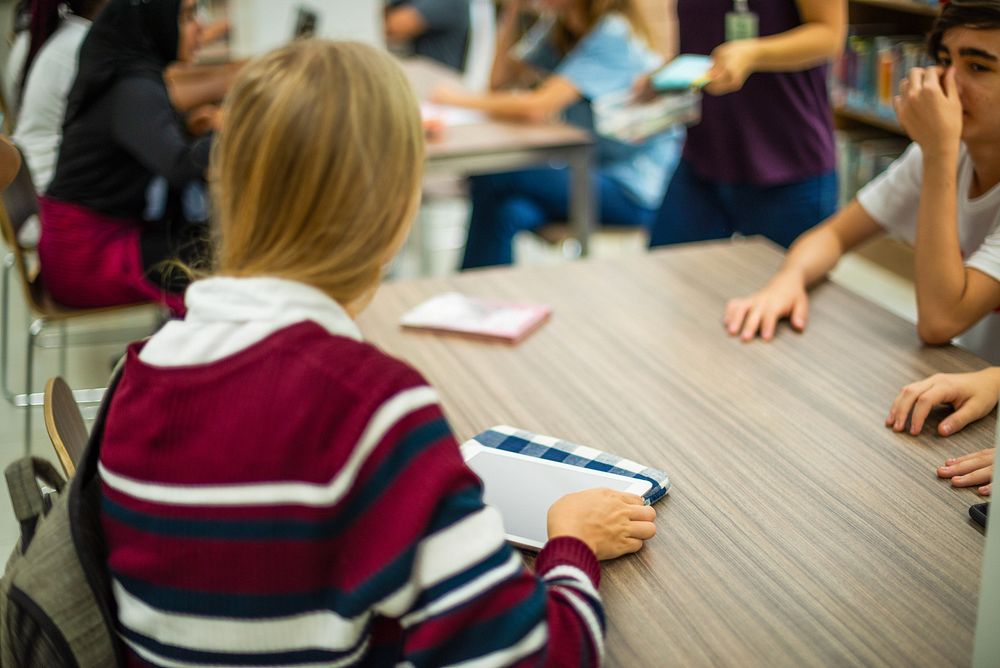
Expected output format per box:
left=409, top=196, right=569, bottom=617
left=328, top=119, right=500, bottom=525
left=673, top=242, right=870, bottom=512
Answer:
left=857, top=142, right=1000, bottom=364
left=13, top=16, right=91, bottom=193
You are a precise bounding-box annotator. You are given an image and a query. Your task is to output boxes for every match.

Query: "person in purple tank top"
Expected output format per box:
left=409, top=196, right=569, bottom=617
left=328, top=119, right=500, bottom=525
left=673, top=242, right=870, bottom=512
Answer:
left=648, top=0, right=845, bottom=249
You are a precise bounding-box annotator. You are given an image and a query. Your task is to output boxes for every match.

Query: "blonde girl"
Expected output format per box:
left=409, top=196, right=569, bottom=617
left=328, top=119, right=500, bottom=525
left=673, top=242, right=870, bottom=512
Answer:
left=98, top=40, right=655, bottom=666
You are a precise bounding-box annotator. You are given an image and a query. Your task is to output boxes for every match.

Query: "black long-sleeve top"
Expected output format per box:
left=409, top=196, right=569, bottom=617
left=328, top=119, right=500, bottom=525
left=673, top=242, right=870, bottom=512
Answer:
left=47, top=75, right=211, bottom=220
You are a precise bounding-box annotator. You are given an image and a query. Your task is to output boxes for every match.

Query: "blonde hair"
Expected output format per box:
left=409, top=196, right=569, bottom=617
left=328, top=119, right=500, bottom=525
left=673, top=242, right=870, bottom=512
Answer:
left=211, top=40, right=424, bottom=304
left=554, top=0, right=654, bottom=54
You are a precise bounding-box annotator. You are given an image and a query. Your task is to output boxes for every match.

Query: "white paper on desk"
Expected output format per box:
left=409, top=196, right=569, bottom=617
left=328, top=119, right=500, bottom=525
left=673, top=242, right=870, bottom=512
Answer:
left=420, top=102, right=487, bottom=127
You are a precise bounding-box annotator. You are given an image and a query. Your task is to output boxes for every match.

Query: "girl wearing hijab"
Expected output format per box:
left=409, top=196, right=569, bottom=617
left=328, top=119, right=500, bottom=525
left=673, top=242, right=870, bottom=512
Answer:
left=41, top=0, right=207, bottom=314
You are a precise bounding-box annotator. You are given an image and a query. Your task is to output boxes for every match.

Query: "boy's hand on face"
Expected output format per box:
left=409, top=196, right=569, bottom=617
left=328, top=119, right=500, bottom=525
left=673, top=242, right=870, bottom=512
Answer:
left=895, top=66, right=963, bottom=161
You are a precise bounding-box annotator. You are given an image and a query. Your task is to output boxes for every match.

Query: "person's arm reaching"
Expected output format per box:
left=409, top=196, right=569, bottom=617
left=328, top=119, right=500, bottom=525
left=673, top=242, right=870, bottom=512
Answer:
left=431, top=75, right=580, bottom=122
left=723, top=200, right=882, bottom=341
left=705, top=0, right=846, bottom=95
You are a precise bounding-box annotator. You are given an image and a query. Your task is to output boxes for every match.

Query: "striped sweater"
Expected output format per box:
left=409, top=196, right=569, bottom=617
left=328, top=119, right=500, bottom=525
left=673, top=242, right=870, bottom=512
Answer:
left=98, top=277, right=605, bottom=667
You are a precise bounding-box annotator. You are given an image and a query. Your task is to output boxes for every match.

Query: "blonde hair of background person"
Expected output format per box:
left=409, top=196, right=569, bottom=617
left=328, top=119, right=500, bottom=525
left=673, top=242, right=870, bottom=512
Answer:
left=101, top=39, right=655, bottom=666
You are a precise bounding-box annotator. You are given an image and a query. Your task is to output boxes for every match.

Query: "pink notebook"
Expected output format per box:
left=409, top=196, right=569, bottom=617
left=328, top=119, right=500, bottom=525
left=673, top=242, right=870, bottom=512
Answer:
left=400, top=293, right=551, bottom=343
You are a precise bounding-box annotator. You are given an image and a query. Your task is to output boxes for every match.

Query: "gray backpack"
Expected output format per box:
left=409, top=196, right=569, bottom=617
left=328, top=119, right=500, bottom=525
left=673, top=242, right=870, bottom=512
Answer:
left=0, top=371, right=123, bottom=666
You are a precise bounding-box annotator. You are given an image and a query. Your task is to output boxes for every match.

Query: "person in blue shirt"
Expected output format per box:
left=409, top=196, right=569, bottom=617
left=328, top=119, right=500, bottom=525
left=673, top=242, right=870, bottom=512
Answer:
left=432, top=0, right=682, bottom=269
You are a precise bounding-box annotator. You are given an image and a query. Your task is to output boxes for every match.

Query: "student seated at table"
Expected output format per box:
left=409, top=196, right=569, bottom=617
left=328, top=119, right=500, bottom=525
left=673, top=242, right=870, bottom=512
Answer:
left=40, top=0, right=213, bottom=315
left=888, top=367, right=996, bottom=496
left=98, top=39, right=657, bottom=666
left=723, top=0, right=1000, bottom=365
left=13, top=0, right=107, bottom=193
left=386, top=0, right=470, bottom=71
left=432, top=0, right=682, bottom=269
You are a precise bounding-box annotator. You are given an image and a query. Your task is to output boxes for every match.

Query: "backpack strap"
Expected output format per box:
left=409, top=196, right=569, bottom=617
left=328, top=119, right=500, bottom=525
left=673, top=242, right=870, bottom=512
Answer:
left=4, top=458, right=66, bottom=552
left=67, top=355, right=130, bottom=667
left=72, top=354, right=127, bottom=488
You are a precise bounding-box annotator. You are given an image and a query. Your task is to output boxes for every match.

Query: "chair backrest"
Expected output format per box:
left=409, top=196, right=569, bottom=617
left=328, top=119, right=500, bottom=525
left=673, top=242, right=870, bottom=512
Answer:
left=1, top=144, right=39, bottom=242
left=462, top=0, right=497, bottom=93
left=0, top=144, right=48, bottom=314
left=43, top=377, right=89, bottom=478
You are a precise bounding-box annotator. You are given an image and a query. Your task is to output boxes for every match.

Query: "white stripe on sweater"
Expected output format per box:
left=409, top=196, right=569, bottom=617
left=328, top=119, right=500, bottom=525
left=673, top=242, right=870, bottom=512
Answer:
left=400, top=551, right=524, bottom=628
left=377, top=506, right=508, bottom=617
left=98, top=385, right=438, bottom=507
left=542, top=564, right=601, bottom=601
left=113, top=580, right=371, bottom=654
left=122, top=631, right=371, bottom=668
left=554, top=588, right=605, bottom=662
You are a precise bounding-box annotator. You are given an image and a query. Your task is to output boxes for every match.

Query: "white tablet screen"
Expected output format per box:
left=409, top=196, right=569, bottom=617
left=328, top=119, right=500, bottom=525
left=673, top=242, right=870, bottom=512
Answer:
left=464, top=448, right=650, bottom=548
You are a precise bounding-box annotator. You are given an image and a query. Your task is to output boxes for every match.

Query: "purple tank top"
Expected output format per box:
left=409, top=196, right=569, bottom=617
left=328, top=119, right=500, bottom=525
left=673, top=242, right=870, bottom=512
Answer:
left=678, top=0, right=836, bottom=185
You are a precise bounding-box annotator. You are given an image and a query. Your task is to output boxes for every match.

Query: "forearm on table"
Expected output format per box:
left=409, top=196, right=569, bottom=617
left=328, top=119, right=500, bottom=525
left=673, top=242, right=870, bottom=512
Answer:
left=449, top=91, right=542, bottom=120
left=447, top=77, right=576, bottom=121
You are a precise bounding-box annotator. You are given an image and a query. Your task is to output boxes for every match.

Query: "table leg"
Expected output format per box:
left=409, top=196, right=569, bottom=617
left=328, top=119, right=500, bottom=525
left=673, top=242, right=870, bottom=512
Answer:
left=568, top=146, right=596, bottom=257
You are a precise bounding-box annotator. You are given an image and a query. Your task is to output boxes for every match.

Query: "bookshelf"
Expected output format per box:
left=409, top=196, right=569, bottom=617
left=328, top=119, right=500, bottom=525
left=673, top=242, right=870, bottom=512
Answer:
left=835, top=0, right=941, bottom=136
left=833, top=1, right=942, bottom=287
left=850, top=0, right=941, bottom=18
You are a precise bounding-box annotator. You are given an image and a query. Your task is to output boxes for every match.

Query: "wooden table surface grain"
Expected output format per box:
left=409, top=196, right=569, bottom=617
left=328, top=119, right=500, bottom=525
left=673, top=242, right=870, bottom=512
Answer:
left=357, top=239, right=990, bottom=667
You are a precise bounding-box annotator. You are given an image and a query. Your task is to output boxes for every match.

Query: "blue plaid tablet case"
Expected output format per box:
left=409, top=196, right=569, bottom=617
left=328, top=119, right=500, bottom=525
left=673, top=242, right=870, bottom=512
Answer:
left=469, top=425, right=671, bottom=504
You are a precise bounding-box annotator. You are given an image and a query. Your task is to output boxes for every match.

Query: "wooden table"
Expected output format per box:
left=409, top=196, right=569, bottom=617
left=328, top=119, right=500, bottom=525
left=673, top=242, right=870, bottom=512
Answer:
left=402, top=58, right=597, bottom=261
left=358, top=239, right=991, bottom=667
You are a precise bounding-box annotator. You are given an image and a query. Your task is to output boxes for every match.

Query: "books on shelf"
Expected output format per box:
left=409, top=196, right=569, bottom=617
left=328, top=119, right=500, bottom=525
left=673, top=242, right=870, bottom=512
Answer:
left=831, top=26, right=933, bottom=125
left=836, top=129, right=909, bottom=205
left=400, top=292, right=552, bottom=343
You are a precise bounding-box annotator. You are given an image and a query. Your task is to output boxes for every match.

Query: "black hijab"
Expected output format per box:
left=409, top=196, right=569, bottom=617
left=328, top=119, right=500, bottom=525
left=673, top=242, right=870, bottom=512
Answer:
left=64, top=0, right=182, bottom=125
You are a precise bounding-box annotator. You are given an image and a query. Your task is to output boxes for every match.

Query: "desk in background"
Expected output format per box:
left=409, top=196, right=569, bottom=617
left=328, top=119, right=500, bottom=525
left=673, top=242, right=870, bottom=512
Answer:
left=402, top=58, right=596, bottom=269
left=359, top=238, right=990, bottom=666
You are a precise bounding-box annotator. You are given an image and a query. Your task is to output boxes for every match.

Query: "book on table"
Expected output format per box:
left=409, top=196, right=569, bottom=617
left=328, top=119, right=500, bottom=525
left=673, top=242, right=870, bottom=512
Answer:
left=400, top=293, right=551, bottom=343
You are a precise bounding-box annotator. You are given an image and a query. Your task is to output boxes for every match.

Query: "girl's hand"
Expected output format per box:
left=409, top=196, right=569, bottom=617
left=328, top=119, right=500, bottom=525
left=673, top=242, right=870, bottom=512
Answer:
left=547, top=489, right=656, bottom=560
left=895, top=66, right=963, bottom=159
left=886, top=369, right=1000, bottom=436
left=705, top=40, right=760, bottom=95
left=938, top=448, right=994, bottom=496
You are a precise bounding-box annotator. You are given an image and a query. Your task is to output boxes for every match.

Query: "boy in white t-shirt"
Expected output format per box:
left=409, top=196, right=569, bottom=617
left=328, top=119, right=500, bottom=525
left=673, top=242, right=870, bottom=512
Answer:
left=724, top=0, right=1000, bottom=366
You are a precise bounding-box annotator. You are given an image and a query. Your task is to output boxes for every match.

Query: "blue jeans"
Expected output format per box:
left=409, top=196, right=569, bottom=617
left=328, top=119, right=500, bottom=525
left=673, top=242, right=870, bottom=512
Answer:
left=649, top=160, right=838, bottom=249
left=461, top=166, right=655, bottom=269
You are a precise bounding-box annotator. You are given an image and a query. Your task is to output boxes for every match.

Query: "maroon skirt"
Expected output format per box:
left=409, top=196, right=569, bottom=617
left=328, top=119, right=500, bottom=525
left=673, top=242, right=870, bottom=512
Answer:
left=38, top=197, right=185, bottom=315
